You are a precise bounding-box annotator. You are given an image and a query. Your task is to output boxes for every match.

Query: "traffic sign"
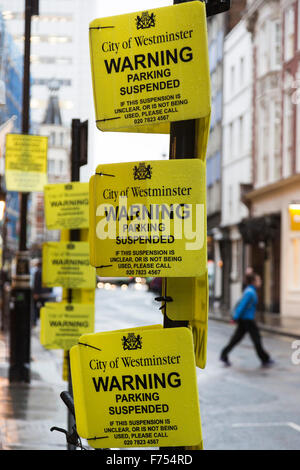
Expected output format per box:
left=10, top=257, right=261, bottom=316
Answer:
left=5, top=133, right=48, bottom=192
left=70, top=326, right=202, bottom=448
left=89, top=1, right=210, bottom=133
left=44, top=182, right=89, bottom=230
left=289, top=205, right=300, bottom=231
left=40, top=303, right=95, bottom=350
left=89, top=159, right=207, bottom=277
left=162, top=273, right=208, bottom=369
left=42, top=241, right=95, bottom=289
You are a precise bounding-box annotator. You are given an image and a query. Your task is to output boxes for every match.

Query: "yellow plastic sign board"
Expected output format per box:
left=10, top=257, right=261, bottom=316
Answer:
left=5, top=133, right=48, bottom=192
left=163, top=272, right=208, bottom=369
left=44, top=182, right=89, bottom=230
left=89, top=160, right=207, bottom=277
left=62, top=288, right=95, bottom=305
left=70, top=326, right=202, bottom=448
left=89, top=1, right=210, bottom=133
left=42, top=241, right=95, bottom=289
left=289, top=205, right=300, bottom=231
left=40, top=303, right=95, bottom=350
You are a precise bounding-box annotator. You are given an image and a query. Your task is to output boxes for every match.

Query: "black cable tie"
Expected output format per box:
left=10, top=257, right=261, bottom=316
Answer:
left=96, top=117, right=121, bottom=123
left=89, top=26, right=115, bottom=30
left=155, top=296, right=173, bottom=303
left=78, top=342, right=102, bottom=352
left=95, top=265, right=113, bottom=268
left=87, top=435, right=109, bottom=441
left=155, top=296, right=173, bottom=311
left=95, top=172, right=116, bottom=177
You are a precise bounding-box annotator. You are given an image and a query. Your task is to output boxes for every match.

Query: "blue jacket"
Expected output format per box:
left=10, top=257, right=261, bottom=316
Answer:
left=233, top=285, right=258, bottom=321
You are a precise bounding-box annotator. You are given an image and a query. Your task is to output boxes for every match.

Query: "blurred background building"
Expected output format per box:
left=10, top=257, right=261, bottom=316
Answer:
left=0, top=0, right=298, bottom=320
left=206, top=0, right=247, bottom=311
left=207, top=0, right=300, bottom=319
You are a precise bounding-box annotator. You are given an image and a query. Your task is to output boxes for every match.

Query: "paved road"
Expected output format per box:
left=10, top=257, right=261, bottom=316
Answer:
left=95, top=285, right=300, bottom=450
left=1, top=284, right=299, bottom=450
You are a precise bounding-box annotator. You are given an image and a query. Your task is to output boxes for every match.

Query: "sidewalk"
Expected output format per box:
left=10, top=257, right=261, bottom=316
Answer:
left=209, top=309, right=300, bottom=339
left=0, top=326, right=69, bottom=450
left=0, top=309, right=300, bottom=451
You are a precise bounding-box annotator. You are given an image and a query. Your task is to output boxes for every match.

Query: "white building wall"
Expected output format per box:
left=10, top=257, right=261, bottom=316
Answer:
left=222, top=20, right=253, bottom=307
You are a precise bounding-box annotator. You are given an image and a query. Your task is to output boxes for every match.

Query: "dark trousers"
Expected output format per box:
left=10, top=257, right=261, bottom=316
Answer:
left=221, top=319, right=270, bottom=364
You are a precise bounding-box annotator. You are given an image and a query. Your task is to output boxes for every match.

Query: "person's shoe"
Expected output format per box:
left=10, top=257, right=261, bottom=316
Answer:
left=220, top=356, right=231, bottom=367
left=261, top=359, right=275, bottom=368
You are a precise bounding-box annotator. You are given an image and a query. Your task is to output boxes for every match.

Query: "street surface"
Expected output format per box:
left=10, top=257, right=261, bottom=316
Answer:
left=94, top=283, right=300, bottom=450
left=0, top=283, right=299, bottom=450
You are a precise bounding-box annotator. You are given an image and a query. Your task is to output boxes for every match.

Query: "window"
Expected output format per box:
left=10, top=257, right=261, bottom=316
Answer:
left=230, top=65, right=235, bottom=95
left=273, top=101, right=282, bottom=180
left=240, top=57, right=245, bottom=87
left=271, top=20, right=281, bottom=68
left=262, top=104, right=270, bottom=181
left=48, top=159, right=55, bottom=174
left=228, top=185, right=233, bottom=215
left=285, top=7, right=295, bottom=61
left=49, top=132, right=56, bottom=146
left=257, top=101, right=269, bottom=185
left=33, top=78, right=72, bottom=87
left=283, top=89, right=293, bottom=177
left=209, top=40, right=217, bottom=73
left=30, top=56, right=72, bottom=65
left=239, top=115, right=244, bottom=154
left=258, top=23, right=268, bottom=76
left=229, top=122, right=234, bottom=159
left=13, top=35, right=72, bottom=44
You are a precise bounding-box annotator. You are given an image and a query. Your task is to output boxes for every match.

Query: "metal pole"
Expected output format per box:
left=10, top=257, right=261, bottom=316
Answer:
left=9, top=0, right=35, bottom=383
left=66, top=119, right=83, bottom=449
left=163, top=0, right=198, bottom=329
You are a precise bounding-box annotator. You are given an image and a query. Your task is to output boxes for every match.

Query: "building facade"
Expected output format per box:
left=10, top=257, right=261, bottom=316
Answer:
left=221, top=19, right=253, bottom=309
left=241, top=0, right=300, bottom=317
left=206, top=0, right=247, bottom=310
left=29, top=84, right=71, bottom=249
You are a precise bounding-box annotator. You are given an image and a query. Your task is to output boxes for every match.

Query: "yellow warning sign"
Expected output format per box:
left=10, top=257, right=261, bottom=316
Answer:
left=89, top=1, right=210, bottom=133
left=163, top=273, right=208, bottom=369
left=70, top=327, right=202, bottom=448
left=5, top=133, right=48, bottom=192
left=44, top=182, right=89, bottom=230
left=89, top=160, right=207, bottom=278
left=40, top=303, right=95, bottom=350
left=42, top=241, right=95, bottom=289
left=289, top=205, right=300, bottom=231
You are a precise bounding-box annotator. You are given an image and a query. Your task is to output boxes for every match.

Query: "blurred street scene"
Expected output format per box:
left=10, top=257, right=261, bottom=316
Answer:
left=0, top=0, right=299, bottom=452
left=0, top=285, right=300, bottom=450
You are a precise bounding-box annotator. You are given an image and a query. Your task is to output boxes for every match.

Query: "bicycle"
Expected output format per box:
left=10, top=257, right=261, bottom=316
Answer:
left=51, top=390, right=89, bottom=450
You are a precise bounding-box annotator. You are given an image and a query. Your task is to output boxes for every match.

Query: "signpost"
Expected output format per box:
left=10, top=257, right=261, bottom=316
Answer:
left=70, top=327, right=202, bottom=449
left=42, top=241, right=95, bottom=290
left=89, top=159, right=207, bottom=278
left=163, top=274, right=208, bottom=369
left=5, top=133, right=48, bottom=192
left=89, top=1, right=210, bottom=133
left=289, top=204, right=300, bottom=231
left=9, top=0, right=40, bottom=383
left=44, top=182, right=89, bottom=230
left=40, top=303, right=94, bottom=350
left=67, top=0, right=231, bottom=451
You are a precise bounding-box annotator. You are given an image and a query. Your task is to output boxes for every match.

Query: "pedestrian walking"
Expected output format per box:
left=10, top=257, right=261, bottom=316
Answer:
left=220, top=272, right=274, bottom=368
